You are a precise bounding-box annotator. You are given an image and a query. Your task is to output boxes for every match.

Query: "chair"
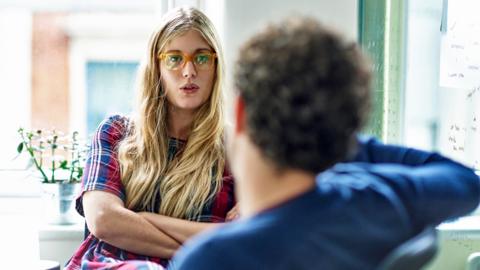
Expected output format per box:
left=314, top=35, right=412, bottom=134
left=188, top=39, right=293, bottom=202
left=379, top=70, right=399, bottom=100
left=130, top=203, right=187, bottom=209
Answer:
left=466, top=252, right=480, bottom=270
left=377, top=227, right=438, bottom=270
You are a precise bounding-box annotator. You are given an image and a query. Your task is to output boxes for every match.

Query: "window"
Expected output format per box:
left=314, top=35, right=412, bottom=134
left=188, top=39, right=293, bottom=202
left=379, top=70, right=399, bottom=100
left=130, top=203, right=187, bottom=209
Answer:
left=86, top=61, right=138, bottom=135
left=361, top=0, right=480, bottom=171
left=405, top=0, right=480, bottom=170
left=0, top=1, right=157, bottom=169
left=359, top=0, right=406, bottom=142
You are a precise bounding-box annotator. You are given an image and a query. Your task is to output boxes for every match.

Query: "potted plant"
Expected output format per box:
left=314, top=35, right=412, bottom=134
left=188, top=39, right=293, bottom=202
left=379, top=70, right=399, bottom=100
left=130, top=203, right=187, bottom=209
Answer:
left=16, top=128, right=89, bottom=225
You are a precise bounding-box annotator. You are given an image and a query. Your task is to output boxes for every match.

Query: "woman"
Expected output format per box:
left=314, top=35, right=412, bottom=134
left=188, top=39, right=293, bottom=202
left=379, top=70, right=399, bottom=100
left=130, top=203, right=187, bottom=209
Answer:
left=66, top=7, right=236, bottom=269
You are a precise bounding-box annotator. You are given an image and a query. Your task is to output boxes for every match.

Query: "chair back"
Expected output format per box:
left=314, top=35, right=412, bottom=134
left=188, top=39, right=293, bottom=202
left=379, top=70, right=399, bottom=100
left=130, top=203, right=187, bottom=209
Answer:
left=377, top=227, right=438, bottom=270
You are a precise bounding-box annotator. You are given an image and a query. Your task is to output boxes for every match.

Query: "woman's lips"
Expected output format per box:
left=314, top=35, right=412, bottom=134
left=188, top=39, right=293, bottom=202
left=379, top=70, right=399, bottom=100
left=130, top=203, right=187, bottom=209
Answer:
left=180, top=83, right=199, bottom=94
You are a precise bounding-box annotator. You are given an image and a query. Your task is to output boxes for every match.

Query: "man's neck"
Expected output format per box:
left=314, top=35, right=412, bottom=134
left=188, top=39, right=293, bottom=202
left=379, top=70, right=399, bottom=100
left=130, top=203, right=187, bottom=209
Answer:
left=234, top=139, right=316, bottom=217
left=240, top=170, right=316, bottom=218
left=167, top=106, right=195, bottom=140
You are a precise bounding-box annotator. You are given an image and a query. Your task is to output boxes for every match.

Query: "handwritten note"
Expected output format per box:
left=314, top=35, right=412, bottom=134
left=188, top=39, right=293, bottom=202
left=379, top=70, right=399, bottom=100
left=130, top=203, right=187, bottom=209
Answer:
left=439, top=0, right=480, bottom=89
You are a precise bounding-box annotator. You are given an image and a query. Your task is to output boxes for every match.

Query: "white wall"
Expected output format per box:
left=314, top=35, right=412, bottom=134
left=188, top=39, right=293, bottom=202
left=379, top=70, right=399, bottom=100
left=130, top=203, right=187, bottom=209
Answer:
left=0, top=171, right=42, bottom=267
left=0, top=8, right=32, bottom=169
left=220, top=0, right=358, bottom=118
left=223, top=0, right=357, bottom=66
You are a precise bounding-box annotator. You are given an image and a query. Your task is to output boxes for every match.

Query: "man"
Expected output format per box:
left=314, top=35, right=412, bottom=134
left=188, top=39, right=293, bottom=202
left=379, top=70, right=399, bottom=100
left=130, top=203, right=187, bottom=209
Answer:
left=169, top=16, right=480, bottom=269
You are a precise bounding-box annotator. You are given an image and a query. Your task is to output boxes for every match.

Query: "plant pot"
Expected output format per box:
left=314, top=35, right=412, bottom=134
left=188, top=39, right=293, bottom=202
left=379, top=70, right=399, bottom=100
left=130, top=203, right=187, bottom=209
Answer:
left=41, top=182, right=81, bottom=225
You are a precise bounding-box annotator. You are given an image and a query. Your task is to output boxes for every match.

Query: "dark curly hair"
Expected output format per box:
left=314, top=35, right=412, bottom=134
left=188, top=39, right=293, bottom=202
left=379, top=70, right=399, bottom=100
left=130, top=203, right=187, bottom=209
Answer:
left=234, top=16, right=372, bottom=173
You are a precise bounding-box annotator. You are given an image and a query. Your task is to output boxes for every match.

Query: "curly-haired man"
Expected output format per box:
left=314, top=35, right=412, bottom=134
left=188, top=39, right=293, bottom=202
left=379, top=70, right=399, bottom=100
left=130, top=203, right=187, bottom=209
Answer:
left=170, top=16, right=479, bottom=270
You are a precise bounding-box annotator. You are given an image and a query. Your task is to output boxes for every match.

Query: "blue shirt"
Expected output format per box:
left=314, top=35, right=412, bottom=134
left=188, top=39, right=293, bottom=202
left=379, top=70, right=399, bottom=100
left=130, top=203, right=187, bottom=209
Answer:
left=169, top=137, right=480, bottom=270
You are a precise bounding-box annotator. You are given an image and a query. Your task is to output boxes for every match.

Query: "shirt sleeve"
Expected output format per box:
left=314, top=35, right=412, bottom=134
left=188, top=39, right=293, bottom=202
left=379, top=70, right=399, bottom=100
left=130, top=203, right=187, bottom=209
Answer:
left=351, top=135, right=449, bottom=165
left=367, top=160, right=480, bottom=229
left=168, top=236, right=237, bottom=270
left=210, top=166, right=236, bottom=222
left=75, top=115, right=128, bottom=217
left=345, top=136, right=480, bottom=229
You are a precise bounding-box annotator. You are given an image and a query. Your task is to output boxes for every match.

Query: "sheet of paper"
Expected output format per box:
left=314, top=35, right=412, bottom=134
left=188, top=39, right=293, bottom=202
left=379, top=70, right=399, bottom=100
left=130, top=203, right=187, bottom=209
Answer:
left=439, top=0, right=480, bottom=89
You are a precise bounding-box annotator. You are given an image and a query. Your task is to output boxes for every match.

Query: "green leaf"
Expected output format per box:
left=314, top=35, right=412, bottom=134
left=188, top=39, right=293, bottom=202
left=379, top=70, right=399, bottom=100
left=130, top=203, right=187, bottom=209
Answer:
left=77, top=167, right=83, bottom=178
left=17, top=142, right=24, bottom=153
left=59, top=160, right=68, bottom=169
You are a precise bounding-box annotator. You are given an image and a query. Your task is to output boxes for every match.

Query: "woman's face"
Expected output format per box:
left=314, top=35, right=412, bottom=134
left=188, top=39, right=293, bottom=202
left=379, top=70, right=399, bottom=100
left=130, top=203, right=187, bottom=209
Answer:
left=160, top=29, right=216, bottom=113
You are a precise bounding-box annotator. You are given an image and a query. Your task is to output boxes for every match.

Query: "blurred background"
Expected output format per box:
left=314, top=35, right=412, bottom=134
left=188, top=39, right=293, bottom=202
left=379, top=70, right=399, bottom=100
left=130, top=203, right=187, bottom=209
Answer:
left=0, top=0, right=358, bottom=170
left=0, top=0, right=479, bottom=269
left=1, top=0, right=478, bottom=171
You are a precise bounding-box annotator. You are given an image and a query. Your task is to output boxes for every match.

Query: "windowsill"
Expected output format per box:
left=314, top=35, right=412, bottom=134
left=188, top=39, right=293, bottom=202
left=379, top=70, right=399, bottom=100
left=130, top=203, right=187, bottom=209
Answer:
left=437, top=215, right=480, bottom=238
left=38, top=222, right=84, bottom=268
left=39, top=222, right=84, bottom=241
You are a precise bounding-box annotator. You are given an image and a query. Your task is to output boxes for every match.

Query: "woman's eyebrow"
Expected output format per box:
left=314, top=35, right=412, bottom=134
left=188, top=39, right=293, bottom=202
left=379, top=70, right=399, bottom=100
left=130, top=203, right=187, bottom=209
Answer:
left=195, top=48, right=213, bottom=52
left=163, top=48, right=213, bottom=54
left=163, top=49, right=182, bottom=53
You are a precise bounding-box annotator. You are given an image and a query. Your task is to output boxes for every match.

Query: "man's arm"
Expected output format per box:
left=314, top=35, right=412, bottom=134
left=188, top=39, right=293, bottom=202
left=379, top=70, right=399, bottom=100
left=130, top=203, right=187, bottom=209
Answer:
left=83, top=190, right=181, bottom=258
left=348, top=136, right=480, bottom=228
left=351, top=136, right=449, bottom=165
left=368, top=159, right=479, bottom=227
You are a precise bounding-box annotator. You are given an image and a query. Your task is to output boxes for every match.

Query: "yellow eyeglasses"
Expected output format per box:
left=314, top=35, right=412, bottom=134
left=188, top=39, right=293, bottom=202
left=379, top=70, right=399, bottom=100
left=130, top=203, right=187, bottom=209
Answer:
left=158, top=51, right=217, bottom=71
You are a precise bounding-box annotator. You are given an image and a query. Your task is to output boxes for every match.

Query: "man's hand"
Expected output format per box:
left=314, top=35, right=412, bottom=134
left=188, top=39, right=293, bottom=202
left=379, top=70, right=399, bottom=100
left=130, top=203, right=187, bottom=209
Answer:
left=226, top=204, right=240, bottom=221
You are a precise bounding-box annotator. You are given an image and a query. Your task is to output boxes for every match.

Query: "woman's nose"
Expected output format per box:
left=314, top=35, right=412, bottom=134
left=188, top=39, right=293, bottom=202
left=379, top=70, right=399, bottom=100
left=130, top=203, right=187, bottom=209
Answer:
left=182, top=61, right=197, bottom=78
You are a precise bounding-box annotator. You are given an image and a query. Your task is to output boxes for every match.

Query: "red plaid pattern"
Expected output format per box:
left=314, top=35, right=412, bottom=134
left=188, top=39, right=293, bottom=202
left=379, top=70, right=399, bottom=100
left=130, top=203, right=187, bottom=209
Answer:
left=65, top=115, right=235, bottom=270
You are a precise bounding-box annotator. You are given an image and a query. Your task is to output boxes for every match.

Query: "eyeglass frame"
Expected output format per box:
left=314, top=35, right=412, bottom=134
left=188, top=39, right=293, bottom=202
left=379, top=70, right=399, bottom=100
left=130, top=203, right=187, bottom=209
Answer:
left=157, top=50, right=217, bottom=71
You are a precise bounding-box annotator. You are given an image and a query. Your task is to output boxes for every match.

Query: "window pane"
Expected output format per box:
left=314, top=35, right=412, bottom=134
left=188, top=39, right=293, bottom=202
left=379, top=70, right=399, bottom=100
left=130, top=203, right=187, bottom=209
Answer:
left=405, top=0, right=480, bottom=170
left=86, top=61, right=138, bottom=135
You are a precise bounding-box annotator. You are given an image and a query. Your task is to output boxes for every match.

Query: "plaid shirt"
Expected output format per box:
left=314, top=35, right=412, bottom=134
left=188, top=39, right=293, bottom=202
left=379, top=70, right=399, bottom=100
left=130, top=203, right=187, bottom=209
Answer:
left=65, top=115, right=235, bottom=270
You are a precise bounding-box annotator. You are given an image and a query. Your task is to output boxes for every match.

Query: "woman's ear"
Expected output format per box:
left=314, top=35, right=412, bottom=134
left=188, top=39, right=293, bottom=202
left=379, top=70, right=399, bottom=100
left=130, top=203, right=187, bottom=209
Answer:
left=234, top=95, right=246, bottom=135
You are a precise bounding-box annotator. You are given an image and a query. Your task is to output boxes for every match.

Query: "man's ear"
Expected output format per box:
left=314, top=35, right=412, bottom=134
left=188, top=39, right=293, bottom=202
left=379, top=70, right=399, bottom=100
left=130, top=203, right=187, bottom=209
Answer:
left=234, top=95, right=246, bottom=135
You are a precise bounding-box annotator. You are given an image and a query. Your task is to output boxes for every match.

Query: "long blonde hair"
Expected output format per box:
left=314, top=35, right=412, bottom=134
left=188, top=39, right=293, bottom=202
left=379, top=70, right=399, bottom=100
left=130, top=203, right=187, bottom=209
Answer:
left=117, top=7, right=226, bottom=220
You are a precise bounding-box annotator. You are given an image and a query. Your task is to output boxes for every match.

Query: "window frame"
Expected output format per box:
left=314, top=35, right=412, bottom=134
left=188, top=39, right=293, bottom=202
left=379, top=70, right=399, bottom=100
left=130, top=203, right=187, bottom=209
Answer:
left=358, top=0, right=407, bottom=143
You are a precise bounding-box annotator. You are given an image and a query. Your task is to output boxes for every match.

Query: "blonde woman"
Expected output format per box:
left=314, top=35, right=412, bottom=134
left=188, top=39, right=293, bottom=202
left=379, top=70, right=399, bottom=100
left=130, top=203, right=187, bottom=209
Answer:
left=66, top=7, right=236, bottom=270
